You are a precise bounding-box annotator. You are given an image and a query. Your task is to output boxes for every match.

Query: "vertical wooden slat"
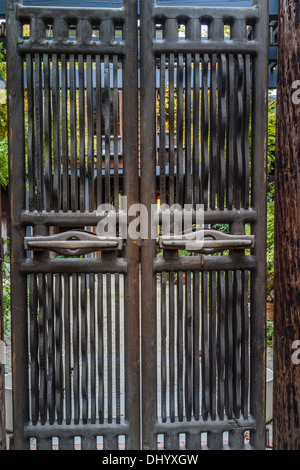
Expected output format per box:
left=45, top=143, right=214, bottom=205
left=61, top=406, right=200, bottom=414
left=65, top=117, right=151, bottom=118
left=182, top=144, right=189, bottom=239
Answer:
left=55, top=274, right=63, bottom=424
left=29, top=274, right=39, bottom=425
left=210, top=54, right=218, bottom=210
left=193, top=270, right=200, bottom=421
left=169, top=271, right=175, bottom=422
left=185, top=54, right=192, bottom=205
left=87, top=55, right=94, bottom=212
left=52, top=54, right=61, bottom=211
left=26, top=54, right=35, bottom=211
left=176, top=54, right=184, bottom=206
left=207, top=431, right=223, bottom=450
left=159, top=54, right=166, bottom=205
left=37, top=273, right=47, bottom=425
left=161, top=271, right=167, bottom=422
left=201, top=271, right=209, bottom=420
left=60, top=437, right=75, bottom=451
left=140, top=0, right=156, bottom=449
left=122, top=35, right=140, bottom=460
left=164, top=432, right=179, bottom=450
left=229, top=429, right=244, bottom=449
left=233, top=270, right=242, bottom=418
left=90, top=273, right=96, bottom=424
left=107, top=274, right=113, bottom=423
left=225, top=270, right=233, bottom=419
left=72, top=273, right=80, bottom=424
left=78, top=54, right=86, bottom=212
left=217, top=270, right=226, bottom=420
left=7, top=9, right=29, bottom=448
left=70, top=54, right=78, bottom=212
left=201, top=54, right=209, bottom=209
left=227, top=54, right=235, bottom=210
left=250, top=0, right=268, bottom=449
left=81, top=436, right=97, bottom=450
left=193, top=54, right=200, bottom=209
left=113, top=55, right=119, bottom=209
left=243, top=54, right=251, bottom=210
left=209, top=271, right=217, bottom=420
left=43, top=53, right=52, bottom=211
left=64, top=274, right=71, bottom=425
left=185, top=271, right=192, bottom=421
left=235, top=55, right=244, bottom=209
left=177, top=271, right=184, bottom=422
left=32, top=47, right=48, bottom=431
left=46, top=273, right=55, bottom=425
left=81, top=274, right=88, bottom=424
left=98, top=273, right=105, bottom=424
left=207, top=276, right=223, bottom=449
left=34, top=53, right=44, bottom=211
left=218, top=55, right=227, bottom=211
left=169, top=54, right=175, bottom=207
left=36, top=438, right=53, bottom=450
left=103, top=435, right=119, bottom=450
left=104, top=55, right=111, bottom=204
left=115, top=273, right=121, bottom=424
left=241, top=270, right=249, bottom=419
left=61, top=54, right=69, bottom=212
left=186, top=432, right=201, bottom=451
left=96, top=55, right=103, bottom=207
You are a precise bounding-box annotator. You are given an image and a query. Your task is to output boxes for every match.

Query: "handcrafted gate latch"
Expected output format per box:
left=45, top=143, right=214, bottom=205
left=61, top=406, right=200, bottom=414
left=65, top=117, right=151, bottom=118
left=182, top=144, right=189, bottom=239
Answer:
left=24, top=230, right=123, bottom=256
left=157, top=229, right=255, bottom=255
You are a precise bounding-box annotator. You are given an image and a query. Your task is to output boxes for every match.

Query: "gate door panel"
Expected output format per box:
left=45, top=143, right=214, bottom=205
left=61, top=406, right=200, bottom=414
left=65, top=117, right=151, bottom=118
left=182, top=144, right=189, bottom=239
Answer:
left=7, top=0, right=139, bottom=450
left=140, top=0, right=268, bottom=450
left=7, top=0, right=268, bottom=451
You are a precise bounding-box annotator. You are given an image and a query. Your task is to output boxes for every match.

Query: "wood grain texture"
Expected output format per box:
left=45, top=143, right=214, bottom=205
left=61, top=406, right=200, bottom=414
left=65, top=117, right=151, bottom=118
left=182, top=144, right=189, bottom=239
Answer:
left=273, top=0, right=300, bottom=450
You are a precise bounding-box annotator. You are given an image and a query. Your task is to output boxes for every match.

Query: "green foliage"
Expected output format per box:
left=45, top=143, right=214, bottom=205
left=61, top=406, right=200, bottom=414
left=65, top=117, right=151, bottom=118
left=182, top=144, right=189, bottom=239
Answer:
left=0, top=139, right=8, bottom=188
left=267, top=95, right=276, bottom=200
left=266, top=96, right=276, bottom=300
left=0, top=46, right=6, bottom=84
left=267, top=201, right=274, bottom=300
left=2, top=240, right=11, bottom=338
left=3, top=277, right=10, bottom=337
left=0, top=46, right=7, bottom=138
left=178, top=249, right=191, bottom=257
left=266, top=321, right=274, bottom=348
left=0, top=46, right=8, bottom=188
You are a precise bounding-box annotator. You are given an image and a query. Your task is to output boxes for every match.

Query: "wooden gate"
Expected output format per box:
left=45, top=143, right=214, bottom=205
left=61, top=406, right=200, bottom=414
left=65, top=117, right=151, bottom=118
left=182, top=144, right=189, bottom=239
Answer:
left=140, top=0, right=269, bottom=451
left=6, top=0, right=268, bottom=450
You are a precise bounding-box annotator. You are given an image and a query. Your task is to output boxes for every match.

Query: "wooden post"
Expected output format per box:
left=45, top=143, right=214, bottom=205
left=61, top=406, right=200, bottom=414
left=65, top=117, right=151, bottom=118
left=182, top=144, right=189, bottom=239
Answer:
left=273, top=0, right=300, bottom=450
left=0, top=187, right=5, bottom=450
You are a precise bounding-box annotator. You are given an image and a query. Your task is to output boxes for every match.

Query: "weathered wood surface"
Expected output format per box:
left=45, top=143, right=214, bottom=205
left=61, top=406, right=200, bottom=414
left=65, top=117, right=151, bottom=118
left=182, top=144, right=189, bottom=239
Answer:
left=7, top=0, right=268, bottom=450
left=273, top=0, right=300, bottom=451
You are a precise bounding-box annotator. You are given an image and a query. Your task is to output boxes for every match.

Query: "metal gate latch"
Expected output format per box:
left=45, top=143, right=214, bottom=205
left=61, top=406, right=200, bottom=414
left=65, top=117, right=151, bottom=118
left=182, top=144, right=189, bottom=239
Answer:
left=24, top=230, right=123, bottom=256
left=157, top=229, right=255, bottom=255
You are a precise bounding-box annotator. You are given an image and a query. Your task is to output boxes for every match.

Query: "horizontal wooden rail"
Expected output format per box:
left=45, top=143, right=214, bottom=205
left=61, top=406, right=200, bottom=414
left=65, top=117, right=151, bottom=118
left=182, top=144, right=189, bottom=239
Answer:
left=153, top=6, right=259, bottom=21
left=154, top=416, right=256, bottom=434
left=20, top=209, right=258, bottom=226
left=16, top=5, right=125, bottom=22
left=153, top=255, right=256, bottom=272
left=17, top=42, right=126, bottom=55
left=21, top=257, right=128, bottom=274
left=153, top=40, right=258, bottom=55
left=20, top=210, right=127, bottom=226
left=24, top=420, right=129, bottom=439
